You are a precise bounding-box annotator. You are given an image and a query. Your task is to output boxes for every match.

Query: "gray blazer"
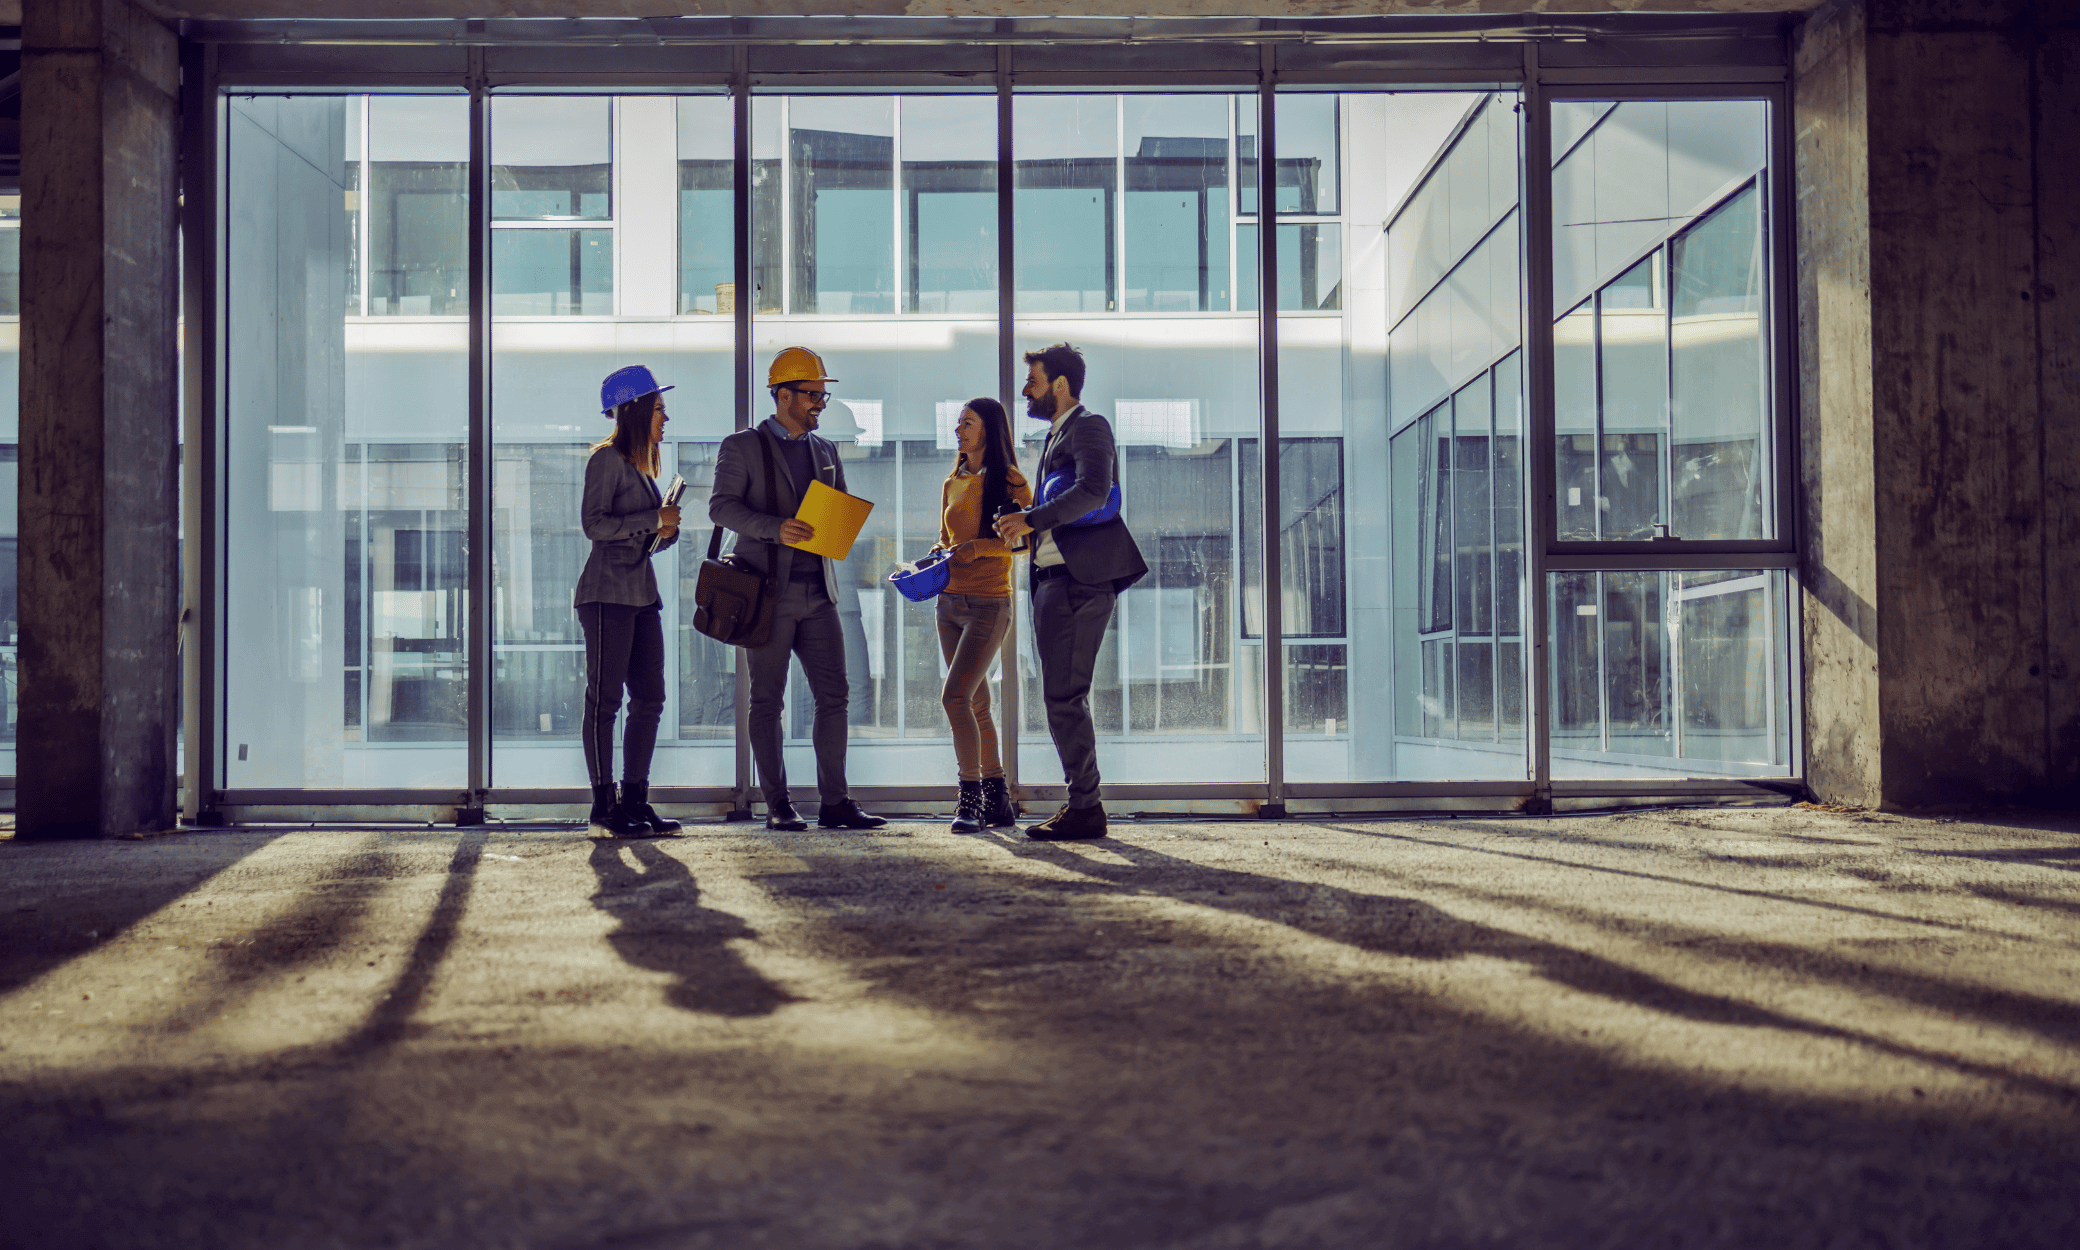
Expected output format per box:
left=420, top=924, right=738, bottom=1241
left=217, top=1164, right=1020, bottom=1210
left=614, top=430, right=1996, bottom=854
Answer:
left=575, top=445, right=677, bottom=608
left=1025, top=406, right=1149, bottom=592
left=707, top=417, right=845, bottom=603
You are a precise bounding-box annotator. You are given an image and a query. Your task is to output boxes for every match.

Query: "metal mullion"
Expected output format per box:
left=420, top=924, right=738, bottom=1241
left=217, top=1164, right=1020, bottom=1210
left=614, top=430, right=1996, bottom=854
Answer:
left=778, top=94, right=791, bottom=314
left=464, top=52, right=493, bottom=818
left=996, top=49, right=1019, bottom=799
left=891, top=95, right=905, bottom=314
left=180, top=41, right=224, bottom=822
left=1521, top=43, right=1555, bottom=807
left=359, top=96, right=371, bottom=317
left=1114, top=94, right=1125, bottom=312
left=1258, top=47, right=1285, bottom=812
left=1765, top=84, right=1798, bottom=559
left=731, top=47, right=754, bottom=818
left=1487, top=368, right=1502, bottom=744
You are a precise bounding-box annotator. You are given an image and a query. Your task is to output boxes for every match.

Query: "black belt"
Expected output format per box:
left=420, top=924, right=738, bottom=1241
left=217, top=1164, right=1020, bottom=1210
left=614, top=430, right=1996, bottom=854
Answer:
left=1032, top=564, right=1073, bottom=583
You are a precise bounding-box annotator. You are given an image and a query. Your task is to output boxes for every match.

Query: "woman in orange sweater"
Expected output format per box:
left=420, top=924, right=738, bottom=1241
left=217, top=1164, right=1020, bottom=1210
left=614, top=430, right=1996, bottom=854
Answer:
left=933, top=396, right=1033, bottom=832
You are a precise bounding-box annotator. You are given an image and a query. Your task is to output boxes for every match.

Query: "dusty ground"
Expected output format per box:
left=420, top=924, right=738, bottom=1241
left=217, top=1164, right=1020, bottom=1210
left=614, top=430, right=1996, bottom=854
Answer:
left=2, top=804, right=2078, bottom=1249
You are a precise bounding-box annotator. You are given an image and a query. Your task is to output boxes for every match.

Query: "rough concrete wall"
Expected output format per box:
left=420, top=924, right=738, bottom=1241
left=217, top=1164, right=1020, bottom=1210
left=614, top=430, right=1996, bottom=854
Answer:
left=1794, top=0, right=1881, bottom=808
left=1798, top=0, right=2080, bottom=808
left=18, top=0, right=181, bottom=838
left=1864, top=0, right=2075, bottom=806
left=2042, top=23, right=2080, bottom=803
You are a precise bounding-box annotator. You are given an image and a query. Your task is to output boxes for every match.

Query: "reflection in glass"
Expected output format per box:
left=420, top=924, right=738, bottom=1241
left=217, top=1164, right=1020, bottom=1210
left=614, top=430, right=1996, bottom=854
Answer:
left=1124, top=95, right=1229, bottom=312
left=368, top=96, right=468, bottom=317
left=229, top=95, right=470, bottom=787
left=1388, top=353, right=1525, bottom=766
left=1551, top=131, right=1773, bottom=543
left=492, top=97, right=611, bottom=220
left=902, top=96, right=996, bottom=314
left=1549, top=570, right=1788, bottom=776
left=1671, top=186, right=1767, bottom=539
left=789, top=97, right=894, bottom=314
left=1272, top=93, right=1339, bottom=214
left=1240, top=438, right=1345, bottom=639
left=1015, top=96, right=1116, bottom=313
left=1554, top=299, right=1597, bottom=540
left=1237, top=223, right=1341, bottom=312
left=678, top=96, right=733, bottom=315
left=354, top=444, right=468, bottom=744
left=1550, top=99, right=1766, bottom=315
left=492, top=229, right=613, bottom=315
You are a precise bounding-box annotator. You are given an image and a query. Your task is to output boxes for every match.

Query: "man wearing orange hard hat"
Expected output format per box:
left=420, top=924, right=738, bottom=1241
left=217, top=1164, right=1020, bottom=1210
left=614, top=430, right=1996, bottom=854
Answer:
left=708, top=347, right=885, bottom=832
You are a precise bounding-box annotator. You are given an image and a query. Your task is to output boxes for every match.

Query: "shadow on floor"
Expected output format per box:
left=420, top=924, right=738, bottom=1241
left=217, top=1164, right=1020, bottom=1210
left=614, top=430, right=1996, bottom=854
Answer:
left=970, top=832, right=2080, bottom=1102
left=588, top=839, right=796, bottom=1018
left=0, top=829, right=287, bottom=997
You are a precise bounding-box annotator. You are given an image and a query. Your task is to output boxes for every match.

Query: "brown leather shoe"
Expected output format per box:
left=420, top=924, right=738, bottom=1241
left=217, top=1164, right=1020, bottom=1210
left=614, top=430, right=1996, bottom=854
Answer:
left=1026, top=803, right=1107, bottom=841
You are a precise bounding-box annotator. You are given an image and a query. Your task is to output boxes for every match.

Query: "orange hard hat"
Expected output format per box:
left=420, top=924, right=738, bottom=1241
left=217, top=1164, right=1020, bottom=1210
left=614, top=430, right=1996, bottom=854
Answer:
left=767, top=346, right=838, bottom=389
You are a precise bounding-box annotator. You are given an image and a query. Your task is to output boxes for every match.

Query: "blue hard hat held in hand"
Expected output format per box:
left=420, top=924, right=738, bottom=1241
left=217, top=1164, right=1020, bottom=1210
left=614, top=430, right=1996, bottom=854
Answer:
left=1040, top=470, right=1123, bottom=528
left=889, top=549, right=954, bottom=603
left=601, top=364, right=675, bottom=414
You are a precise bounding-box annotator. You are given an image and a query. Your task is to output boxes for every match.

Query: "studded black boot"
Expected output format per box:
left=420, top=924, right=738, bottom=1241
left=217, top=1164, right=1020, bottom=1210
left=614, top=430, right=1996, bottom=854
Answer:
left=620, top=780, right=681, bottom=836
left=978, top=776, right=1018, bottom=828
left=950, top=780, right=984, bottom=834
left=589, top=783, right=644, bottom=837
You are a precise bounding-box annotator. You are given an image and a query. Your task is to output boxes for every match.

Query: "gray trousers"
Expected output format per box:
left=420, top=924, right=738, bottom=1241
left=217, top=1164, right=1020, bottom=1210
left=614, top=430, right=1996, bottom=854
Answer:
left=1031, top=573, right=1116, bottom=809
left=748, top=579, right=849, bottom=807
left=936, top=593, right=1011, bottom=782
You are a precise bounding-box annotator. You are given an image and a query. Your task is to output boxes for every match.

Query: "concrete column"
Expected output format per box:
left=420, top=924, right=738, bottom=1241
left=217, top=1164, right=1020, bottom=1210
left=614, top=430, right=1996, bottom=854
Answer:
left=1795, top=0, right=2080, bottom=808
left=17, top=0, right=180, bottom=838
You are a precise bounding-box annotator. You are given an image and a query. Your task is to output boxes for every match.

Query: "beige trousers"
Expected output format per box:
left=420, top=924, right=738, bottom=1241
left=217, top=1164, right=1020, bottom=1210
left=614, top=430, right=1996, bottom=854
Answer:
left=935, top=593, right=1012, bottom=782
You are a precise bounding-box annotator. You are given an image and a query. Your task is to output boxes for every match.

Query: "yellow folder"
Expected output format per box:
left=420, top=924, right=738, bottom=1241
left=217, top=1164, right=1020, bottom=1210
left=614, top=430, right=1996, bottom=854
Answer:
left=789, top=479, right=874, bottom=562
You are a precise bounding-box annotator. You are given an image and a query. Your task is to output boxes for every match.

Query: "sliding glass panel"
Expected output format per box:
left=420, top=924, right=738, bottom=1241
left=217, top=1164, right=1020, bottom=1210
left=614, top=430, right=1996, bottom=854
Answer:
left=1353, top=91, right=1525, bottom=783
left=788, top=97, right=894, bottom=315
left=678, top=97, right=734, bottom=315
left=1549, top=98, right=1772, bottom=543
left=491, top=94, right=735, bottom=789
left=748, top=94, right=996, bottom=792
left=1123, top=95, right=1229, bottom=312
left=1015, top=91, right=1263, bottom=787
left=1014, top=95, right=1115, bottom=313
left=367, top=96, right=468, bottom=317
left=1548, top=569, right=1790, bottom=778
left=227, top=95, right=467, bottom=788
left=903, top=96, right=997, bottom=313
left=1670, top=185, right=1769, bottom=540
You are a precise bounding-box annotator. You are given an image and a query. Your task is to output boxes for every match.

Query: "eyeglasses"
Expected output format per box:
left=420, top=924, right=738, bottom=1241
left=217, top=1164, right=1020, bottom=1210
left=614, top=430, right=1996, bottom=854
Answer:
left=784, top=386, right=832, bottom=403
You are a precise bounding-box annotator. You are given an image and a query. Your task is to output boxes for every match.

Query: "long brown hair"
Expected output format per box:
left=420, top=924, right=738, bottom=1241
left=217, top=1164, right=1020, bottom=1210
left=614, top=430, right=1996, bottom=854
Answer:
left=592, top=394, right=660, bottom=477
left=956, top=396, right=1018, bottom=522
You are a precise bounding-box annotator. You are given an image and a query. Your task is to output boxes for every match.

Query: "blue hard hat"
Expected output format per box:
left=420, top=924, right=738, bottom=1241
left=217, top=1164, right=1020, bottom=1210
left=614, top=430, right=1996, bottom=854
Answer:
left=600, top=364, right=675, bottom=415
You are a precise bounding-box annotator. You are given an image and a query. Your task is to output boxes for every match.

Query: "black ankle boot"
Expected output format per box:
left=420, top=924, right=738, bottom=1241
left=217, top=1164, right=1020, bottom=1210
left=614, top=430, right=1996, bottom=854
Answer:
left=978, top=776, right=1018, bottom=828
left=950, top=780, right=984, bottom=834
left=620, top=780, right=680, bottom=836
left=589, top=783, right=644, bottom=836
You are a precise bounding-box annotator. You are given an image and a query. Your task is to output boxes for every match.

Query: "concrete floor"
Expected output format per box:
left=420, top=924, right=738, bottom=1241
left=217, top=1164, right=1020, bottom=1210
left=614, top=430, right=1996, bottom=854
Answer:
left=2, top=804, right=2077, bottom=1249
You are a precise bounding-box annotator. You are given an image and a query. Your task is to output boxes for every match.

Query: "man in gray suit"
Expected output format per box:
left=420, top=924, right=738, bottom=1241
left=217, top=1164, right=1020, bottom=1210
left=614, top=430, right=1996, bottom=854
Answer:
left=709, top=347, right=885, bottom=832
left=996, top=343, right=1148, bottom=841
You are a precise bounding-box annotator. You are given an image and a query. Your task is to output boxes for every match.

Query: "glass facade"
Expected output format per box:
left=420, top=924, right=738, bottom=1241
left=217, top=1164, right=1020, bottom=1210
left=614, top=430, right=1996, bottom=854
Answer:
left=1013, top=93, right=1267, bottom=785
left=1543, top=98, right=1788, bottom=778
left=200, top=81, right=1792, bottom=803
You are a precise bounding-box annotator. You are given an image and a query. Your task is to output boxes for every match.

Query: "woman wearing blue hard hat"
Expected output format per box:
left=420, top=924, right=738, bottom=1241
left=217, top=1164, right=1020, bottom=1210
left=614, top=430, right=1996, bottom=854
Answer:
left=575, top=364, right=683, bottom=837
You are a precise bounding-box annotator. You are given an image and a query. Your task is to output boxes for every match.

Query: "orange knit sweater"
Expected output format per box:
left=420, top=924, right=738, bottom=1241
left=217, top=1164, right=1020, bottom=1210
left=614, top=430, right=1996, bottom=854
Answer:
left=936, top=464, right=1033, bottom=599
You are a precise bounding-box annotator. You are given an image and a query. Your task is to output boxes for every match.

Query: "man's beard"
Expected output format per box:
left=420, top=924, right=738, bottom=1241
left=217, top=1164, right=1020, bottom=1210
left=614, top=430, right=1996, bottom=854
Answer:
left=1026, top=389, right=1056, bottom=420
